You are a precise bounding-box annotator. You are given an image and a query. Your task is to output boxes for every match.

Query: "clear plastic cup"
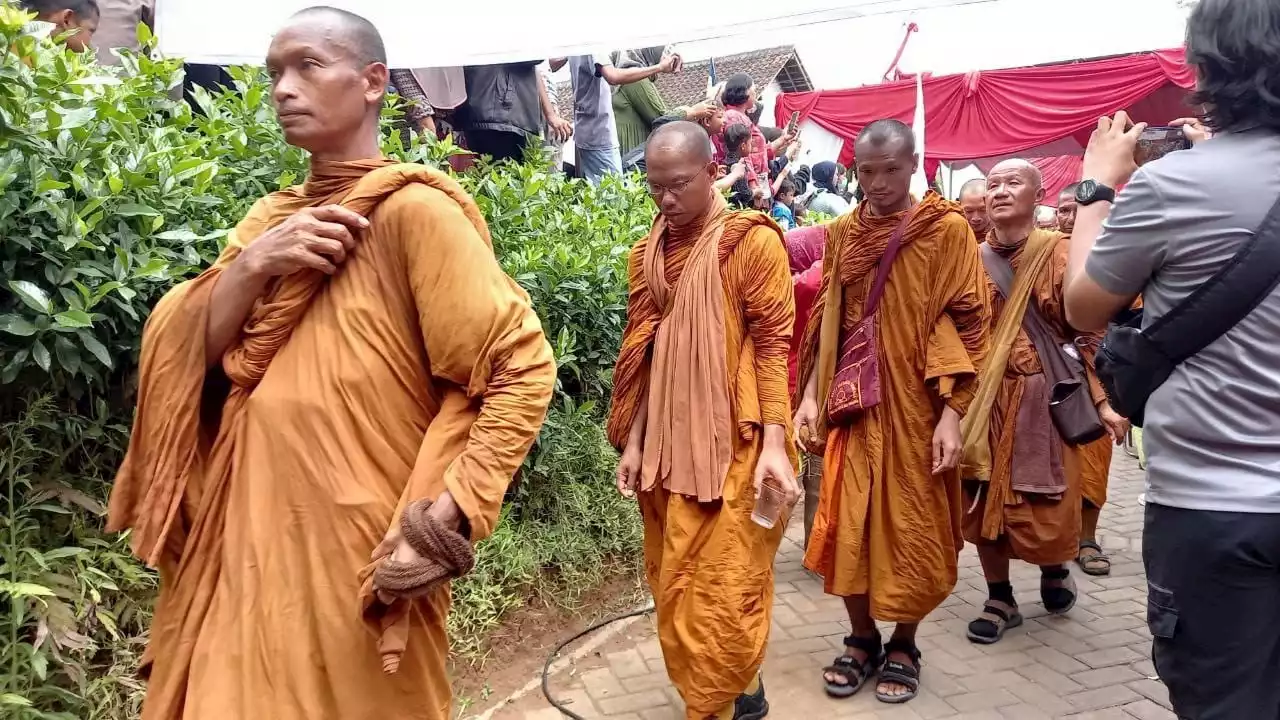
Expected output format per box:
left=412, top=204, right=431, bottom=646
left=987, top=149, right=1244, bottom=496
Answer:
left=751, top=476, right=787, bottom=529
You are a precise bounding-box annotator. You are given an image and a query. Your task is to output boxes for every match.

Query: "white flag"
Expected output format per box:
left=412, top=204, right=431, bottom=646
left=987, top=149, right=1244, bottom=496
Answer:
left=910, top=71, right=929, bottom=196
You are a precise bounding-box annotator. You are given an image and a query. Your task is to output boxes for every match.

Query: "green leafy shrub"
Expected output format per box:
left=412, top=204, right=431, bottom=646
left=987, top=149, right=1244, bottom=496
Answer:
left=0, top=4, right=647, bottom=716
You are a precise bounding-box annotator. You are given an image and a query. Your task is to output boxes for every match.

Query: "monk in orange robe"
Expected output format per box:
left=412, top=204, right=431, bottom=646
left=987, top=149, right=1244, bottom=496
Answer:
left=958, top=177, right=992, bottom=242
left=607, top=121, right=799, bottom=720
left=960, top=161, right=1127, bottom=645
left=793, top=119, right=989, bottom=705
left=1057, top=183, right=1134, bottom=577
left=106, top=9, right=555, bottom=719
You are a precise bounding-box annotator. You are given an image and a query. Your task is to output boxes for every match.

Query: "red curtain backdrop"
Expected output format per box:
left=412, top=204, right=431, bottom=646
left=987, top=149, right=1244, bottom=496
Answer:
left=777, top=49, right=1195, bottom=168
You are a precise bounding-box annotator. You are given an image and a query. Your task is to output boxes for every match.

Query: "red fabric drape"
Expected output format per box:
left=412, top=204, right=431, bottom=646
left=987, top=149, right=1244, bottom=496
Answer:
left=779, top=48, right=1195, bottom=168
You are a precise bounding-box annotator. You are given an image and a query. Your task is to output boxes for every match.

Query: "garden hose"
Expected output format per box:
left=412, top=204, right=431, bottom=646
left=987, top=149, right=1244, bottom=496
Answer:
left=541, top=604, right=656, bottom=719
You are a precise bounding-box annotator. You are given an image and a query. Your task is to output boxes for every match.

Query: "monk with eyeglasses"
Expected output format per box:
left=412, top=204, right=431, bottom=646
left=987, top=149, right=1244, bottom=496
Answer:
left=608, top=120, right=799, bottom=720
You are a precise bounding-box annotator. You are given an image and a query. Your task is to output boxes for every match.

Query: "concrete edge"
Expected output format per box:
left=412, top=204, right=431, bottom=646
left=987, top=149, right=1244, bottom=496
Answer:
left=467, top=602, right=654, bottom=720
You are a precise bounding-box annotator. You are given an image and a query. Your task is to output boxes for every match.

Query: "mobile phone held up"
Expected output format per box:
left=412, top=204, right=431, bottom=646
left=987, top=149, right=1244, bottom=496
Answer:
left=1135, top=126, right=1191, bottom=166
left=786, top=111, right=800, bottom=136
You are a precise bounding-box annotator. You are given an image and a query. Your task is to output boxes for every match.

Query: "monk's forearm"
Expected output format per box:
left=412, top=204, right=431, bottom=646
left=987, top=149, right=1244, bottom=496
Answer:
left=802, top=365, right=820, bottom=404
left=626, top=385, right=649, bottom=450
left=205, top=253, right=270, bottom=368
left=762, top=423, right=788, bottom=452
left=443, top=337, right=555, bottom=539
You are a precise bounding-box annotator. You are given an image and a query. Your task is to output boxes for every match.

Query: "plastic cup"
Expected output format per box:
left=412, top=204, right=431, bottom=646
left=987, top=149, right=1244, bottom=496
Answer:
left=751, top=476, right=787, bottom=529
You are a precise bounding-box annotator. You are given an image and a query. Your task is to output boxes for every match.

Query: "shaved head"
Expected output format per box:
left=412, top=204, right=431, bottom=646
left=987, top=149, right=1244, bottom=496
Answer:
left=647, top=120, right=713, bottom=164
left=855, top=118, right=916, bottom=158
left=645, top=121, right=717, bottom=227
left=986, top=158, right=1045, bottom=231
left=958, top=177, right=990, bottom=239
left=853, top=119, right=917, bottom=215
left=988, top=158, right=1043, bottom=191
left=286, top=6, right=387, bottom=66
left=267, top=6, right=389, bottom=157
left=958, top=178, right=986, bottom=201
left=1056, top=182, right=1080, bottom=233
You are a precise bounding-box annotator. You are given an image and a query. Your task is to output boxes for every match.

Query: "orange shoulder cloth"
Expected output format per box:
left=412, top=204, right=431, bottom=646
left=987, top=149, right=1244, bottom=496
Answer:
left=606, top=198, right=782, bottom=502
left=107, top=159, right=489, bottom=568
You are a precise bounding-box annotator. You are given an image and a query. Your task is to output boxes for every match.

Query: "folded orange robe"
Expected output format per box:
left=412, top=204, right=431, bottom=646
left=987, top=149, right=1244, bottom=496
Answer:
left=797, top=193, right=989, bottom=622
left=608, top=209, right=796, bottom=719
left=108, top=159, right=556, bottom=720
left=962, top=233, right=1102, bottom=566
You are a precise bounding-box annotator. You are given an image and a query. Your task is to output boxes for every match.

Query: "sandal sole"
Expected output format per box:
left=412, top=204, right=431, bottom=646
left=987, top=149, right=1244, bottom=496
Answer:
left=966, top=612, right=1023, bottom=644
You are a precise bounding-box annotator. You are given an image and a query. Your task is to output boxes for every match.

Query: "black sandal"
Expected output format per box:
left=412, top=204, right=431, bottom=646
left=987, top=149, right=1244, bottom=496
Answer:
left=876, top=639, right=922, bottom=704
left=966, top=599, right=1023, bottom=644
left=823, top=633, right=882, bottom=698
left=1041, top=568, right=1078, bottom=615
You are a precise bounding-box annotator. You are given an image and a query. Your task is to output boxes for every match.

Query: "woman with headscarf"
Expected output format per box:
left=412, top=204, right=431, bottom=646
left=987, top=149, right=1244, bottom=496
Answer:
left=611, top=46, right=716, bottom=157
left=807, top=161, right=853, bottom=217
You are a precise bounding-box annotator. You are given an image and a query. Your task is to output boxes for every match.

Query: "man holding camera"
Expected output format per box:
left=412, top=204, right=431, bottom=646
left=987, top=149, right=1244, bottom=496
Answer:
left=1064, top=1, right=1280, bottom=717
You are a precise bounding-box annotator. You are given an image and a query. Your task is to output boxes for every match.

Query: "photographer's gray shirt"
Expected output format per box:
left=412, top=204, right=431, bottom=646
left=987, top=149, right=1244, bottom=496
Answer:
left=1087, top=130, right=1280, bottom=513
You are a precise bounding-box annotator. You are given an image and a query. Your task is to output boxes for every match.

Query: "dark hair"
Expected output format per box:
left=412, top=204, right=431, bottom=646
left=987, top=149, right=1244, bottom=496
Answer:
left=777, top=177, right=798, bottom=198
left=723, top=123, right=752, bottom=155
left=1185, top=0, right=1280, bottom=133
left=760, top=126, right=783, bottom=142
left=722, top=73, right=755, bottom=109
left=20, top=0, right=98, bottom=17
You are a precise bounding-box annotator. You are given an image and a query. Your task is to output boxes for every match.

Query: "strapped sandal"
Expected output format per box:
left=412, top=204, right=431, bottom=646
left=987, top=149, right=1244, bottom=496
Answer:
left=1041, top=570, right=1078, bottom=615
left=823, top=633, right=882, bottom=699
left=876, top=639, right=922, bottom=704
left=966, top=599, right=1023, bottom=645
left=1076, top=540, right=1112, bottom=576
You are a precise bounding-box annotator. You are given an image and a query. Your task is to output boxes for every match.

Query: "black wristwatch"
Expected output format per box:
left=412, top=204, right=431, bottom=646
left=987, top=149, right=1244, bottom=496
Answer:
left=1075, top=179, right=1116, bottom=206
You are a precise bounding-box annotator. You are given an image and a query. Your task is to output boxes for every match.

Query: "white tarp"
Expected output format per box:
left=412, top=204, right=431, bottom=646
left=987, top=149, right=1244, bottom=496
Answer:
left=155, top=0, right=970, bottom=68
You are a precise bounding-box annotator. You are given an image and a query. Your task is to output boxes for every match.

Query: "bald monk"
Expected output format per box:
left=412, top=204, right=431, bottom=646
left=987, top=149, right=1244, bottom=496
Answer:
left=793, top=119, right=989, bottom=704
left=958, top=177, right=991, bottom=241
left=1056, top=181, right=1134, bottom=576
left=1056, top=182, right=1080, bottom=235
left=107, top=8, right=555, bottom=719
left=608, top=120, right=799, bottom=720
left=959, top=160, right=1126, bottom=644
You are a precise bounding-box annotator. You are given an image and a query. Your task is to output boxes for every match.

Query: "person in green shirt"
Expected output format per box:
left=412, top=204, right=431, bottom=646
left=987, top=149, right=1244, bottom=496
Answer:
left=611, top=46, right=716, bottom=156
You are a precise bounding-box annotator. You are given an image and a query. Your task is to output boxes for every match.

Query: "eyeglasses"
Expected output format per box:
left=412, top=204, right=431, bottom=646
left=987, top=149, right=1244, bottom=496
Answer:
left=646, top=175, right=700, bottom=198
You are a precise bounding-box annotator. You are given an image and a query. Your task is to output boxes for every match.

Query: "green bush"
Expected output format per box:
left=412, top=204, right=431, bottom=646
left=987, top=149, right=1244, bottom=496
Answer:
left=0, top=6, right=647, bottom=717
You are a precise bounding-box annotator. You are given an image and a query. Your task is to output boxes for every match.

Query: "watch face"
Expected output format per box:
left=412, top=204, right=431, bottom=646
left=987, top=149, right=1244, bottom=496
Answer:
left=1076, top=180, right=1098, bottom=203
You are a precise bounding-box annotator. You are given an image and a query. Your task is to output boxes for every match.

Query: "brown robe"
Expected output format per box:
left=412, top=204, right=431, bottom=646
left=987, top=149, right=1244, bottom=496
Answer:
left=962, top=233, right=1104, bottom=565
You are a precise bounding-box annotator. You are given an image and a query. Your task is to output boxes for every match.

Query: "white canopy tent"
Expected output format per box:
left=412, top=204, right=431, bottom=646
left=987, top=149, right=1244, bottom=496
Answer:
left=155, top=0, right=982, bottom=68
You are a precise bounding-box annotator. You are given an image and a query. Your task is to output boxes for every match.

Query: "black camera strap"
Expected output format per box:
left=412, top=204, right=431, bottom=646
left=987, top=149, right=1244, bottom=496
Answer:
left=1142, top=194, right=1280, bottom=363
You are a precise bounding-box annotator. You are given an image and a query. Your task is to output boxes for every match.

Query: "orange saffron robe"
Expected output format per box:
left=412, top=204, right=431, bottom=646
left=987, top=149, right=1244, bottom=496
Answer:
left=108, top=161, right=556, bottom=720
left=962, top=234, right=1103, bottom=565
left=798, top=194, right=990, bottom=622
left=607, top=212, right=796, bottom=719
left=1075, top=295, right=1141, bottom=510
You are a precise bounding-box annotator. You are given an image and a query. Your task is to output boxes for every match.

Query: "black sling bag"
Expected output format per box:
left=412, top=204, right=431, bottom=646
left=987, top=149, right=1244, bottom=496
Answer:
left=1097, top=194, right=1280, bottom=427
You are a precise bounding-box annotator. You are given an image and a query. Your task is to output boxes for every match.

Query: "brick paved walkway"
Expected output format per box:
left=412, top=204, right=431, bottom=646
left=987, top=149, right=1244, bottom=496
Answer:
left=488, top=453, right=1169, bottom=720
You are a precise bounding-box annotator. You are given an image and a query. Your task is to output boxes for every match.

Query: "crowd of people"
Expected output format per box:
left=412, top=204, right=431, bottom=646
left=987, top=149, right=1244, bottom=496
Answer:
left=12, top=0, right=1280, bottom=719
